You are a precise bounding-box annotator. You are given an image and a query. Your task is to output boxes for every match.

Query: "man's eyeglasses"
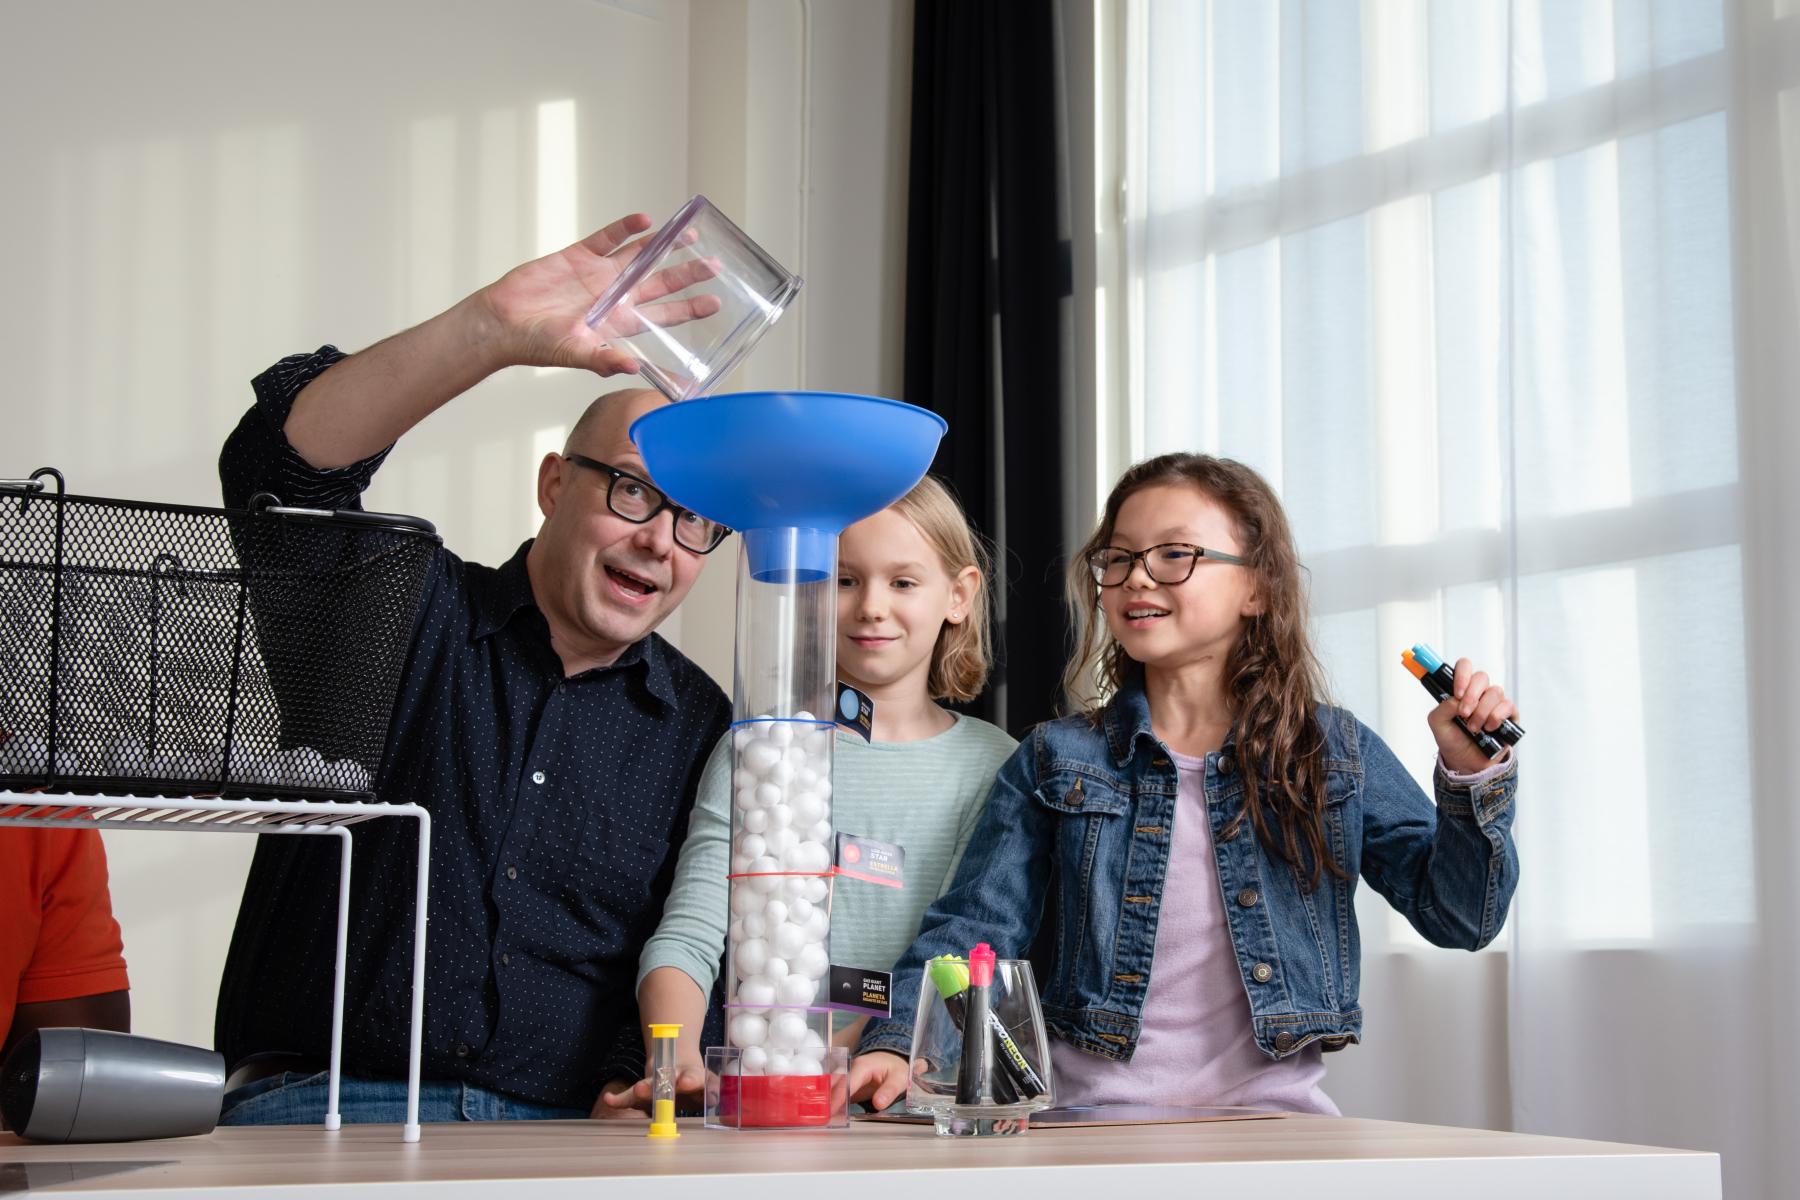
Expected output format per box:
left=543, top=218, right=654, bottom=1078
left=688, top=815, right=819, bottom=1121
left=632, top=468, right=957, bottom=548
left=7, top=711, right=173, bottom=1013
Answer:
left=563, top=454, right=731, bottom=555
left=1086, top=542, right=1246, bottom=587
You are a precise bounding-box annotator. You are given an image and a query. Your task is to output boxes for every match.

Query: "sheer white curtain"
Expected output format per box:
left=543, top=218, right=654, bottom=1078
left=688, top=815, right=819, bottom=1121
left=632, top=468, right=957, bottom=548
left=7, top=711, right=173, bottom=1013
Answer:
left=1117, top=1, right=1800, bottom=1196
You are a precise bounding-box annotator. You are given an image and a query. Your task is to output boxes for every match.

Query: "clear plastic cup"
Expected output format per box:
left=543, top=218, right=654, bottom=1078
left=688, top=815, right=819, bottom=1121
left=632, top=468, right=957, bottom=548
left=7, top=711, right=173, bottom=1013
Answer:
left=906, top=957, right=1054, bottom=1136
left=584, top=195, right=802, bottom=402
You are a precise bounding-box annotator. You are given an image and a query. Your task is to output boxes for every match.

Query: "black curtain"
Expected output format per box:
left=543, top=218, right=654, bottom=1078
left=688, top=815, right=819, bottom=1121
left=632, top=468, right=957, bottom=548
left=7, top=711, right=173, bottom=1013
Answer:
left=904, top=0, right=1072, bottom=737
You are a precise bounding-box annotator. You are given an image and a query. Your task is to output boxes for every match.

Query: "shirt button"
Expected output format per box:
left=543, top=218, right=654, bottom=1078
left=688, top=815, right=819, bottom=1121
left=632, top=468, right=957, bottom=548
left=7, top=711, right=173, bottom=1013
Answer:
left=531, top=770, right=546, bottom=785
left=1251, top=962, right=1273, bottom=984
left=1236, top=888, right=1260, bottom=907
left=501, top=952, right=511, bottom=967
left=1274, top=1031, right=1296, bottom=1052
left=506, top=865, right=518, bottom=880
left=456, top=1043, right=471, bottom=1058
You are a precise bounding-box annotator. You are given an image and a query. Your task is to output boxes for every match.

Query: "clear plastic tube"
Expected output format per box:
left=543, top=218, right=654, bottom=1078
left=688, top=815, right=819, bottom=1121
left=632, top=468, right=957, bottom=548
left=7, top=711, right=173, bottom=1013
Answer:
left=722, top=531, right=837, bottom=1100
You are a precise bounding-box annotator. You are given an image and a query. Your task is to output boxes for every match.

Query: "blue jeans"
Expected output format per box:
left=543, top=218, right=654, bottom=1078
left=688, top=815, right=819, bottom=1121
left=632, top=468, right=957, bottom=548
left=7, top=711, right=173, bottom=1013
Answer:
left=219, top=1072, right=589, bottom=1125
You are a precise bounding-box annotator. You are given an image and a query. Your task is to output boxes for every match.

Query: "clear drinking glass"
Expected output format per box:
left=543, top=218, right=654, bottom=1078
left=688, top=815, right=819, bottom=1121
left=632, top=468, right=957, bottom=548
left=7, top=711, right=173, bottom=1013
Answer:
left=906, top=957, right=1054, bottom=1136
left=585, top=195, right=802, bottom=402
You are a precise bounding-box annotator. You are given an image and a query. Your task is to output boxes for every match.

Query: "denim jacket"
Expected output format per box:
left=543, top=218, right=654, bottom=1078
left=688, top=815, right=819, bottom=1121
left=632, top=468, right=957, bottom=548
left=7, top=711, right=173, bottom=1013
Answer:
left=857, top=672, right=1518, bottom=1064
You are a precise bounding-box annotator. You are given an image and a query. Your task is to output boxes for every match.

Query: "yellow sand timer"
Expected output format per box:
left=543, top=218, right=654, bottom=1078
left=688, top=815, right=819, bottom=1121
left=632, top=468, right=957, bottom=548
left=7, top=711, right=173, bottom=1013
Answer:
left=647, top=1023, right=682, bottom=1140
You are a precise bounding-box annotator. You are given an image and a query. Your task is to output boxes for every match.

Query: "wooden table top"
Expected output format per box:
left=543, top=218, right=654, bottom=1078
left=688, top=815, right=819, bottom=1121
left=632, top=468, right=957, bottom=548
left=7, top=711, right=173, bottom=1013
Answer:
left=0, top=1115, right=1721, bottom=1199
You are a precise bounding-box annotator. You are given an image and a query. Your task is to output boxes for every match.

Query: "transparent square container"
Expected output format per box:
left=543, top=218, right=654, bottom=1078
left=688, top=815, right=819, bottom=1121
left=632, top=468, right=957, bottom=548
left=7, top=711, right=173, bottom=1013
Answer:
left=585, top=195, right=802, bottom=402
left=704, top=1045, right=849, bottom=1130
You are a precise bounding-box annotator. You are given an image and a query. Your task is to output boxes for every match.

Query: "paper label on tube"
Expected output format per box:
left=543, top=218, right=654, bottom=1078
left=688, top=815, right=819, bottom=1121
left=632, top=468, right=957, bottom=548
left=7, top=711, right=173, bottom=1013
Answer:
left=826, top=965, right=892, bottom=1017
left=835, top=681, right=874, bottom=741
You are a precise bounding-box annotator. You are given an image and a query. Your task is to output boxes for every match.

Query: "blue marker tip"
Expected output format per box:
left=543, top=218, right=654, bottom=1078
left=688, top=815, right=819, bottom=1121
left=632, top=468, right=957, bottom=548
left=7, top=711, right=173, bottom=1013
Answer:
left=1411, top=643, right=1445, bottom=673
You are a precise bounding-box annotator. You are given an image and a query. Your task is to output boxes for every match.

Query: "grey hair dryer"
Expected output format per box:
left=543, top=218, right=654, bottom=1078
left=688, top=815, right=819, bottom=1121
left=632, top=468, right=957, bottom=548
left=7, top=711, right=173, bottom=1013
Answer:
left=1, top=1028, right=225, bottom=1142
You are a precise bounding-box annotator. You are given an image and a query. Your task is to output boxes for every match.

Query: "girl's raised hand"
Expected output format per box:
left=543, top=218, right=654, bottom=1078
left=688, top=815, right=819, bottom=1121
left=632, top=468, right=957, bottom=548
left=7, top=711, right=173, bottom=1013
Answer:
left=1427, top=658, right=1520, bottom=776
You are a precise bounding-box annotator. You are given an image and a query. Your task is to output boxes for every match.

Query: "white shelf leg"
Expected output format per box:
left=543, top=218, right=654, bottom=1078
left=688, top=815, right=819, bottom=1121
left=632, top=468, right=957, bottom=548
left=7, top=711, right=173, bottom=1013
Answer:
left=403, top=810, right=431, bottom=1143
left=324, top=826, right=353, bottom=1131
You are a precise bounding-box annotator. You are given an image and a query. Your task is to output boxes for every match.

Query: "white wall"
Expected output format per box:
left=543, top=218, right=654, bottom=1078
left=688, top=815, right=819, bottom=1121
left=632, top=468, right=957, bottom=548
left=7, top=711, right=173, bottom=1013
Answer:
left=0, top=0, right=912, bottom=1050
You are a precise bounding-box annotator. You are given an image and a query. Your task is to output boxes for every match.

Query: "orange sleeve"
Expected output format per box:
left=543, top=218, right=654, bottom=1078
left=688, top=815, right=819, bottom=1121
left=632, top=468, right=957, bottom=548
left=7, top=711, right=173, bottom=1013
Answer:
left=16, top=829, right=130, bottom=1005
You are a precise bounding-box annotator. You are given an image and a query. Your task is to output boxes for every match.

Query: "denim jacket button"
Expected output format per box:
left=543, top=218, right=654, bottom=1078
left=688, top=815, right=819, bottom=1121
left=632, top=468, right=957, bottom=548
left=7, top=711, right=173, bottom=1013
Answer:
left=1274, top=1031, right=1296, bottom=1052
left=1218, top=754, right=1235, bottom=776
left=1251, top=962, right=1273, bottom=983
left=1236, top=888, right=1260, bottom=907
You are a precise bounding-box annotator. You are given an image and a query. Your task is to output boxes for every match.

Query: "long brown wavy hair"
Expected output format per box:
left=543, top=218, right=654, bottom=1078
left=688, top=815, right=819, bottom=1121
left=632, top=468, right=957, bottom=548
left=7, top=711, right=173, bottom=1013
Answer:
left=1060, top=453, right=1346, bottom=892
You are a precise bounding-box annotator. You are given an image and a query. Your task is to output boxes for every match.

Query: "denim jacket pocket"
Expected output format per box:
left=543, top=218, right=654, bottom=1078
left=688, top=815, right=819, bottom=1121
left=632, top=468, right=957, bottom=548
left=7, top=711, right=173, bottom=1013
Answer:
left=1030, top=771, right=1131, bottom=1008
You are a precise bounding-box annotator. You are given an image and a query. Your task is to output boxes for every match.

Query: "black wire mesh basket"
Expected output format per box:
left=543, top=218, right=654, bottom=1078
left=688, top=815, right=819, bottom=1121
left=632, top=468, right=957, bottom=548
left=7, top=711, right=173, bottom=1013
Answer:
left=0, top=468, right=440, bottom=801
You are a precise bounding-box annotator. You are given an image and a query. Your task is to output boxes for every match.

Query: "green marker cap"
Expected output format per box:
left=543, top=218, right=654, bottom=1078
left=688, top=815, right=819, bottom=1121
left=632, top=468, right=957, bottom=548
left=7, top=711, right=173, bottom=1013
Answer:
left=927, top=955, right=971, bottom=999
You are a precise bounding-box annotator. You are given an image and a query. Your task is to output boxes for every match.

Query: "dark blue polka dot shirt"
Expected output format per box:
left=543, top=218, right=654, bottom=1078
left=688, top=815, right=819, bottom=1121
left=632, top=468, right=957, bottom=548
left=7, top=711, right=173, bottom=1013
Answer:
left=212, top=347, right=730, bottom=1108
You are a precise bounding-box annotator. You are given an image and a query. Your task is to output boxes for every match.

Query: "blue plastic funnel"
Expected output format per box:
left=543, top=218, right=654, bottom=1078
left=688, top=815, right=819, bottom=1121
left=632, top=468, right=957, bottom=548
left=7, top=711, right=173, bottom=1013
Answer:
left=631, top=391, right=947, bottom=582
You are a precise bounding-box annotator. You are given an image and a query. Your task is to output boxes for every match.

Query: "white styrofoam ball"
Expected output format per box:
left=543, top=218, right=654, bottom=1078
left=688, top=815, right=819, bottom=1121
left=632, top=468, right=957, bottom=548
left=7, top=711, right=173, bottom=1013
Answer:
left=735, top=832, right=767, bottom=861
left=803, top=877, right=829, bottom=904
left=789, top=897, right=815, bottom=923
left=791, top=1054, right=823, bottom=1077
left=795, top=710, right=817, bottom=723
left=729, top=918, right=745, bottom=942
left=794, top=944, right=830, bottom=979
left=743, top=741, right=780, bottom=774
left=755, top=782, right=783, bottom=809
left=741, top=1045, right=769, bottom=1074
left=802, top=1029, right=826, bottom=1051
left=791, top=842, right=833, bottom=875
left=767, top=759, right=795, bottom=786
left=734, top=727, right=755, bottom=751
left=768, top=803, right=794, bottom=830
left=766, top=1052, right=793, bottom=1075
left=731, top=853, right=753, bottom=874
left=803, top=909, right=830, bottom=944
left=742, top=912, right=768, bottom=939
left=733, top=766, right=757, bottom=790
left=738, top=976, right=777, bottom=1007
left=778, top=974, right=816, bottom=1007
left=764, top=956, right=790, bottom=980
left=790, top=792, right=823, bottom=826
left=808, top=820, right=833, bottom=846
left=742, top=807, right=770, bottom=835
left=767, top=828, right=799, bottom=859
left=785, top=877, right=810, bottom=898
left=769, top=1011, right=810, bottom=1050
left=731, top=887, right=760, bottom=915
left=769, top=722, right=794, bottom=748
left=749, top=857, right=783, bottom=891
left=785, top=745, right=809, bottom=770
left=735, top=938, right=770, bottom=978
left=772, top=922, right=806, bottom=960
left=807, top=729, right=833, bottom=756
left=729, top=1013, right=769, bottom=1049
left=814, top=777, right=833, bottom=800
left=796, top=766, right=820, bottom=790
left=734, top=786, right=758, bottom=812
left=764, top=899, right=790, bottom=927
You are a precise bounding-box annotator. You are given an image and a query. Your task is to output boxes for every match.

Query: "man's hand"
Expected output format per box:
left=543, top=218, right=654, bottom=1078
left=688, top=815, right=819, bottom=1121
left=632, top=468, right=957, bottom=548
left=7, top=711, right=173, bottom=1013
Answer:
left=477, top=214, right=724, bottom=376
left=847, top=1050, right=911, bottom=1112
left=281, top=209, right=724, bottom=472
left=590, top=1078, right=649, bottom=1120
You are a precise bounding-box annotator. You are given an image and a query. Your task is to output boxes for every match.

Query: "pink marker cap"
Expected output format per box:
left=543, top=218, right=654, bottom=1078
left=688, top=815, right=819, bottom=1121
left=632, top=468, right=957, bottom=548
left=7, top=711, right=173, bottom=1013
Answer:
left=969, top=942, right=996, bottom=987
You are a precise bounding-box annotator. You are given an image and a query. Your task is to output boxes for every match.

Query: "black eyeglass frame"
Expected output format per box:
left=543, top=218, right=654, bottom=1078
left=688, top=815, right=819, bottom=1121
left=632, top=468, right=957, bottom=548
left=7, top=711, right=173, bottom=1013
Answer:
left=1087, top=542, right=1247, bottom=587
left=562, top=453, right=732, bottom=555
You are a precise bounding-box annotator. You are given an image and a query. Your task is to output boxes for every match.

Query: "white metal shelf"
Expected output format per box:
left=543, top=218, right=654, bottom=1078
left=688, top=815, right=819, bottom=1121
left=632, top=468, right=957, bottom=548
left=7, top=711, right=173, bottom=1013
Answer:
left=0, top=789, right=431, bottom=1143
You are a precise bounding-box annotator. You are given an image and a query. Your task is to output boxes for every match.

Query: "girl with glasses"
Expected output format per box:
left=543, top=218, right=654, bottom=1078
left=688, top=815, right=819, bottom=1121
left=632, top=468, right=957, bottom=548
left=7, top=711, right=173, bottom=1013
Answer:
left=849, top=453, right=1520, bottom=1115
left=603, top=476, right=1018, bottom=1113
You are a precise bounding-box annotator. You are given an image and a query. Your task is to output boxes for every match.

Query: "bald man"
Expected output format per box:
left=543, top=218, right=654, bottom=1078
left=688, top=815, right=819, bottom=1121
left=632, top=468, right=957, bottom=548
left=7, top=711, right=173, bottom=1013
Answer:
left=212, top=215, right=733, bottom=1126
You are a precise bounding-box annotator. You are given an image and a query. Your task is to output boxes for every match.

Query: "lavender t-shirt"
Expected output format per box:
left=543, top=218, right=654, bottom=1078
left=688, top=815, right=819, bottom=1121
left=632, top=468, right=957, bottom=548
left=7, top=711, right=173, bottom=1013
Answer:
left=1051, top=747, right=1338, bottom=1114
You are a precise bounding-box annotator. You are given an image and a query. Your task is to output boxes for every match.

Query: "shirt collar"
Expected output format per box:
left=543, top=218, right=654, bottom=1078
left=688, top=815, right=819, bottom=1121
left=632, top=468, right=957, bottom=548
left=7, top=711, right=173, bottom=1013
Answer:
left=1103, top=661, right=1238, bottom=768
left=469, top=540, right=679, bottom=710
